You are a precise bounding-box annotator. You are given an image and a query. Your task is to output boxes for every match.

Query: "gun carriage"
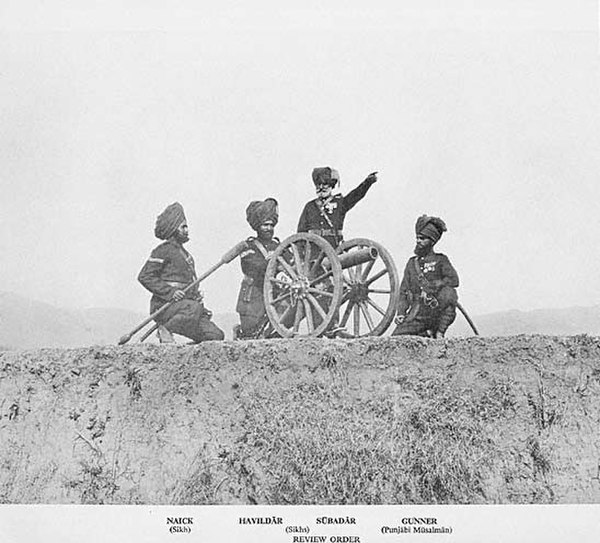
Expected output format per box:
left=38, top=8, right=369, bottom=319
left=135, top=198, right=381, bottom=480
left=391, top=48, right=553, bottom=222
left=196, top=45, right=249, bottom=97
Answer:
left=262, top=232, right=400, bottom=338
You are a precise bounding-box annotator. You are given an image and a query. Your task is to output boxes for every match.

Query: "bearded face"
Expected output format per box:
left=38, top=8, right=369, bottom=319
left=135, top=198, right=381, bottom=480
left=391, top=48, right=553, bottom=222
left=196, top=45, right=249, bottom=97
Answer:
left=174, top=222, right=189, bottom=244
left=315, top=182, right=333, bottom=199
left=414, top=234, right=433, bottom=256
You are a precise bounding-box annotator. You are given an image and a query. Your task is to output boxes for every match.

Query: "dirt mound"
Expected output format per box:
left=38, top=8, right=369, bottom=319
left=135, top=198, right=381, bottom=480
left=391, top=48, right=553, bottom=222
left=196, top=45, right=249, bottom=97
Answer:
left=1, top=335, right=599, bottom=504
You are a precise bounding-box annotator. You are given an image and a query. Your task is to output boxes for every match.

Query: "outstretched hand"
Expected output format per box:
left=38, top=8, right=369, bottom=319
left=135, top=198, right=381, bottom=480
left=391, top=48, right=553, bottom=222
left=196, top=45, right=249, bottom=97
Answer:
left=365, top=171, right=378, bottom=183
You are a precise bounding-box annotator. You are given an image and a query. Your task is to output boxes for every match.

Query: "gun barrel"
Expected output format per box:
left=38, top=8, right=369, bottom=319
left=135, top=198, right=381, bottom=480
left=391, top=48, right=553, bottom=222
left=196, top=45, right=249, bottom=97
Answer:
left=323, top=247, right=378, bottom=271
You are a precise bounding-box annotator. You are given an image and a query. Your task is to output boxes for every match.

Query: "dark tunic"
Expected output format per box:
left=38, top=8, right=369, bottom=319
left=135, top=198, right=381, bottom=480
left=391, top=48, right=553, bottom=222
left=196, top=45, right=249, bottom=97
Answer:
left=138, top=240, right=200, bottom=314
left=297, top=177, right=376, bottom=247
left=137, top=240, right=224, bottom=341
left=397, top=252, right=459, bottom=314
left=236, top=237, right=280, bottom=332
left=393, top=252, right=459, bottom=337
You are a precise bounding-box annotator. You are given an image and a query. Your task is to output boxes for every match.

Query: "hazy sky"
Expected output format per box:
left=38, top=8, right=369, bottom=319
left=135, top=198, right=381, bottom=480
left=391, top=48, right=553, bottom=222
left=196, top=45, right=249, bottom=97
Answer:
left=0, top=1, right=598, bottom=318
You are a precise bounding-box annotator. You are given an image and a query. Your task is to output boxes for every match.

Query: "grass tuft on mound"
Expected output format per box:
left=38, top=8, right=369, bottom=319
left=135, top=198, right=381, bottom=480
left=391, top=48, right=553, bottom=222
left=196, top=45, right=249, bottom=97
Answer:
left=230, top=373, right=525, bottom=504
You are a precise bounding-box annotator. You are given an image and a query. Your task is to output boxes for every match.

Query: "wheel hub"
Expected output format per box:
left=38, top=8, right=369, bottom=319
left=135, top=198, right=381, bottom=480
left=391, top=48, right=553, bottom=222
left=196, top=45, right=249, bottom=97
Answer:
left=291, top=275, right=310, bottom=302
left=347, top=282, right=369, bottom=303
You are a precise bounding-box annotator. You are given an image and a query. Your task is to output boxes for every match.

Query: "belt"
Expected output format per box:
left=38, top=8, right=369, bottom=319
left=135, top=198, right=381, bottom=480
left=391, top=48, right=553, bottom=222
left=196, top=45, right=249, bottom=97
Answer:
left=308, top=228, right=342, bottom=237
left=166, top=281, right=190, bottom=289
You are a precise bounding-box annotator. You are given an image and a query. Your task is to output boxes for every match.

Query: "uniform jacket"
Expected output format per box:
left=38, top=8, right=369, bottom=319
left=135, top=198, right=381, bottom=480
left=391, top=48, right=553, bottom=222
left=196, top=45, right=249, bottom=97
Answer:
left=397, top=252, right=459, bottom=315
left=236, top=237, right=279, bottom=316
left=297, top=177, right=376, bottom=246
left=138, top=240, right=200, bottom=313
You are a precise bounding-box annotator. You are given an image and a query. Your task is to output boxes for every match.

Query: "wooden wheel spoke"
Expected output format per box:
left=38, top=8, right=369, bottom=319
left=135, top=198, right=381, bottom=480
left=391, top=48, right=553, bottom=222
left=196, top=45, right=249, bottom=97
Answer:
left=306, top=293, right=328, bottom=321
left=303, top=299, right=315, bottom=333
left=290, top=243, right=305, bottom=275
left=308, top=249, right=326, bottom=276
left=355, top=262, right=363, bottom=282
left=270, top=277, right=292, bottom=287
left=293, top=301, right=304, bottom=333
left=340, top=290, right=351, bottom=305
left=340, top=300, right=354, bottom=328
left=368, top=288, right=391, bottom=294
left=277, top=256, right=299, bottom=280
left=307, top=287, right=334, bottom=299
left=366, top=297, right=386, bottom=317
left=309, top=270, right=333, bottom=286
left=365, top=268, right=388, bottom=286
left=353, top=304, right=360, bottom=336
left=361, top=258, right=376, bottom=282
left=278, top=303, right=295, bottom=327
left=270, top=290, right=292, bottom=305
left=305, top=239, right=312, bottom=274
left=359, top=302, right=375, bottom=332
left=348, top=263, right=361, bottom=283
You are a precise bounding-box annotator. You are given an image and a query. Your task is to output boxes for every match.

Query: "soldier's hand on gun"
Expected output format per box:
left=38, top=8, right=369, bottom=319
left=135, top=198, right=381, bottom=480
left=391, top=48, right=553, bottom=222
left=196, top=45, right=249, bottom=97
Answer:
left=365, top=171, right=378, bottom=183
left=172, top=289, right=186, bottom=302
left=394, top=314, right=405, bottom=325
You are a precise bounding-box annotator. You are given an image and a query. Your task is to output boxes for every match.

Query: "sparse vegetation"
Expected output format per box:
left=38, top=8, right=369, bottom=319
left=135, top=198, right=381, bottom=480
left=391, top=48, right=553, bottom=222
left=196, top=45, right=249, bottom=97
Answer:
left=0, top=336, right=599, bottom=504
left=232, top=376, right=522, bottom=504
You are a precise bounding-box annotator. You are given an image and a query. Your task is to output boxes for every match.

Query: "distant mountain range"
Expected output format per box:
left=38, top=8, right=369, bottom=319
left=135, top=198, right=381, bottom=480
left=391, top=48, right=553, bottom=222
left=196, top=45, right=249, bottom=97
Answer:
left=449, top=305, right=600, bottom=338
left=0, top=291, right=597, bottom=350
left=0, top=292, right=146, bottom=349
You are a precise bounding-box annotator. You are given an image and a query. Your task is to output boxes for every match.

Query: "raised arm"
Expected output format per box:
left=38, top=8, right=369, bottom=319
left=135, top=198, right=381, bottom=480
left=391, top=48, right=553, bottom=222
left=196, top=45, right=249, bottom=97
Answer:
left=342, top=171, right=378, bottom=211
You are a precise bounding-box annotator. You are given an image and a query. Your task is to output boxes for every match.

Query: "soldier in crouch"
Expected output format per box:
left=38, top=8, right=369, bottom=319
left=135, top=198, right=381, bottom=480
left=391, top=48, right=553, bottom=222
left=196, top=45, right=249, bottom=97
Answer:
left=392, top=215, right=459, bottom=339
left=297, top=167, right=378, bottom=248
left=235, top=198, right=280, bottom=339
left=138, top=202, right=224, bottom=343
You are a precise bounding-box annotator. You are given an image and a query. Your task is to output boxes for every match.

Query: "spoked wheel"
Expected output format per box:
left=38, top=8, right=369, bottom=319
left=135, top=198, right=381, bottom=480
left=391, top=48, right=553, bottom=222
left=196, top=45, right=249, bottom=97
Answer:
left=263, top=233, right=343, bottom=337
left=337, top=238, right=400, bottom=337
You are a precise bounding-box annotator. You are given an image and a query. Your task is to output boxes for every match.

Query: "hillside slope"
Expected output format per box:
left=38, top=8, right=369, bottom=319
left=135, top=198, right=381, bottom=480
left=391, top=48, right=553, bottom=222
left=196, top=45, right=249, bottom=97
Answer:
left=0, top=292, right=145, bottom=349
left=2, top=290, right=599, bottom=348
left=1, top=335, right=599, bottom=505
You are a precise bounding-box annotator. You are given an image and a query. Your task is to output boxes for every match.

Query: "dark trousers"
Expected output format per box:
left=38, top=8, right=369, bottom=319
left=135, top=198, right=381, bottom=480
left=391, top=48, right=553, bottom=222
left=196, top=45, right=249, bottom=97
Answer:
left=239, top=314, right=266, bottom=337
left=157, top=299, right=224, bottom=342
left=392, top=287, right=457, bottom=337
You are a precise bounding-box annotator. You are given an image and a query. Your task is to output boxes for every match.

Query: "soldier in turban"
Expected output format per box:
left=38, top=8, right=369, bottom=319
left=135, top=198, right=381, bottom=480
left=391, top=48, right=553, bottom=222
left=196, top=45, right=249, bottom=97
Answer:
left=138, top=202, right=225, bottom=343
left=234, top=198, right=280, bottom=339
left=297, top=167, right=378, bottom=248
left=392, top=215, right=459, bottom=339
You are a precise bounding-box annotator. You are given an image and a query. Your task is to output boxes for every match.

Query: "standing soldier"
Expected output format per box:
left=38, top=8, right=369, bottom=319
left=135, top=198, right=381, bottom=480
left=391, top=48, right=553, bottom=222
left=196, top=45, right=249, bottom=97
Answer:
left=297, top=167, right=378, bottom=247
left=138, top=202, right=225, bottom=343
left=235, top=198, right=280, bottom=339
left=392, top=215, right=459, bottom=339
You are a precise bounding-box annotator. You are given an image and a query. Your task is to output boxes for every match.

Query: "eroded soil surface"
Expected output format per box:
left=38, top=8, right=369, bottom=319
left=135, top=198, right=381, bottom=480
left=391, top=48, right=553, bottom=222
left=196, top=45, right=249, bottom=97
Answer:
left=1, top=335, right=599, bottom=504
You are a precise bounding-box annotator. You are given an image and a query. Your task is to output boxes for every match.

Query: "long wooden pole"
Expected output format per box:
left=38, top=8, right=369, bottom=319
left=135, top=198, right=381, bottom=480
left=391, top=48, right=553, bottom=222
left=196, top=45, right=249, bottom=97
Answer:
left=118, top=240, right=248, bottom=345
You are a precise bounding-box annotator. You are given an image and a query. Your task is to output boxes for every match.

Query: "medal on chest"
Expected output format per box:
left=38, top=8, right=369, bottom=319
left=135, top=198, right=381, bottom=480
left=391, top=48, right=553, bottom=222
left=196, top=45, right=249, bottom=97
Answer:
left=324, top=200, right=338, bottom=214
left=423, top=261, right=436, bottom=274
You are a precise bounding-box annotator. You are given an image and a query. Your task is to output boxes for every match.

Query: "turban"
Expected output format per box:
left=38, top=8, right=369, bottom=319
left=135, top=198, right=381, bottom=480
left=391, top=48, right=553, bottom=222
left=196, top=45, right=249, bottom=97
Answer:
left=415, top=215, right=447, bottom=243
left=154, top=202, right=187, bottom=240
left=246, top=198, right=279, bottom=231
left=312, top=167, right=340, bottom=186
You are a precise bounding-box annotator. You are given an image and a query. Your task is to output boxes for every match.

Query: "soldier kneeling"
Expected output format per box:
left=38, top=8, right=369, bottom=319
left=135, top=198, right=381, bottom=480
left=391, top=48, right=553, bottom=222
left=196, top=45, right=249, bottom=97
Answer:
left=392, top=215, right=459, bottom=339
left=138, top=202, right=225, bottom=343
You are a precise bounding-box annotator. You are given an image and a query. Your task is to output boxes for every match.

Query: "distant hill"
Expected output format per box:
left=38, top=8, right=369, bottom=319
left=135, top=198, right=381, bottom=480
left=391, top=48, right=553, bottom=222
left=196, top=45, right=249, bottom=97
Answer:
left=0, top=291, right=598, bottom=349
left=449, top=305, right=600, bottom=337
left=0, top=292, right=145, bottom=349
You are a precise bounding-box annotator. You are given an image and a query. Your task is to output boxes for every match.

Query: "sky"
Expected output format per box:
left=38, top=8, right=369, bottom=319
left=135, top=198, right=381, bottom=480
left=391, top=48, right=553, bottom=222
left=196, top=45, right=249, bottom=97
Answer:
left=0, top=0, right=598, bottom=318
